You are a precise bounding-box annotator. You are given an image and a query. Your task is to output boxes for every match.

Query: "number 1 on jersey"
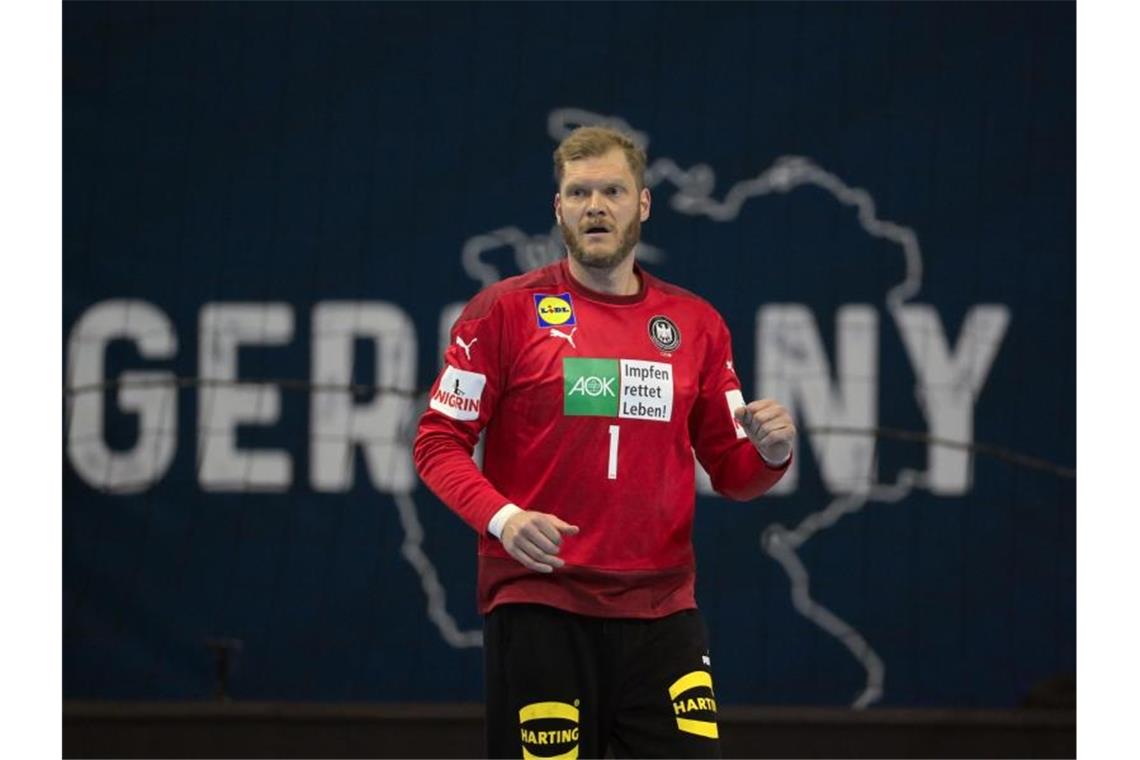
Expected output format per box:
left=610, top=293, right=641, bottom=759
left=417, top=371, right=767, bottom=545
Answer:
left=607, top=424, right=620, bottom=480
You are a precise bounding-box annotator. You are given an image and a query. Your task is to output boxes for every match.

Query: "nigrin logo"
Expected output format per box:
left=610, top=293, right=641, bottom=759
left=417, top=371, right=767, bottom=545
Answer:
left=431, top=387, right=479, bottom=413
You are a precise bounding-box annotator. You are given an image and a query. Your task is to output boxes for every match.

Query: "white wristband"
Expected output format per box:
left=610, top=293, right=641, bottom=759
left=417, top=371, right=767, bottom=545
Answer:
left=487, top=503, right=523, bottom=539
left=760, top=449, right=791, bottom=468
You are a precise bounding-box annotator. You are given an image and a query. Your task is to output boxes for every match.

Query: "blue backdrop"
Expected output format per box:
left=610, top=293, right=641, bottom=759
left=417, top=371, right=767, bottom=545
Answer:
left=63, top=2, right=1075, bottom=708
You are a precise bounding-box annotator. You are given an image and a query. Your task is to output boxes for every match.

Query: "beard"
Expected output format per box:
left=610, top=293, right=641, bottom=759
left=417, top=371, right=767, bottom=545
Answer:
left=561, top=215, right=641, bottom=270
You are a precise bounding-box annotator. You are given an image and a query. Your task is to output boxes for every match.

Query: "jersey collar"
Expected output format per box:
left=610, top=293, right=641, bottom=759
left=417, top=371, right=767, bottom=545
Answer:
left=560, top=258, right=648, bottom=305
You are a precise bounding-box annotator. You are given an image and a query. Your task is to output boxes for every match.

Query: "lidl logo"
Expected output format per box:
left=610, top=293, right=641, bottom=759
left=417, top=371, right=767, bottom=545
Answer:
left=563, top=358, right=673, bottom=421
left=535, top=293, right=576, bottom=328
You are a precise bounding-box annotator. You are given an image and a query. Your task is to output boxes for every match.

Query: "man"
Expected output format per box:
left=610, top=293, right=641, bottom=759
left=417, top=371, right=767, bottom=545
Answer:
left=414, top=126, right=795, bottom=758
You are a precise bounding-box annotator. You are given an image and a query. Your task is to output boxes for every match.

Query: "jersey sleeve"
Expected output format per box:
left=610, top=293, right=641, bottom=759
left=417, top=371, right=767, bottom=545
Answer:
left=413, top=291, right=515, bottom=534
left=688, top=311, right=790, bottom=501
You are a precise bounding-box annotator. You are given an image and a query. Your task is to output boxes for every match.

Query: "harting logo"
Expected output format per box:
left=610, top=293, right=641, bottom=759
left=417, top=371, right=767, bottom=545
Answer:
left=668, top=671, right=718, bottom=739
left=518, top=701, right=580, bottom=760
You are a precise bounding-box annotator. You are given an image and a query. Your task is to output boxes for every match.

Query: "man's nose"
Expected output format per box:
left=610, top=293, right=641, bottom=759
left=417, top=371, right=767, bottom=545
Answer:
left=586, top=192, right=607, bottom=213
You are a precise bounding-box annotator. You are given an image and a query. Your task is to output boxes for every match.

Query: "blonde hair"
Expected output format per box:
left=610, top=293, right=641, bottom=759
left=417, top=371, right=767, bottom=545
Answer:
left=553, top=126, right=647, bottom=190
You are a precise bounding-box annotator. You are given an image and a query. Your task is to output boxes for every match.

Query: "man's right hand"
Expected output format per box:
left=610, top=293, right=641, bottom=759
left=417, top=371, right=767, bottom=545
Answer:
left=500, top=511, right=580, bottom=573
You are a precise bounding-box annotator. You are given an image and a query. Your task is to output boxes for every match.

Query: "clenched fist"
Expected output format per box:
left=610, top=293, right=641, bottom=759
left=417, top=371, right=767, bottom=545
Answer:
left=733, top=399, right=796, bottom=466
left=500, top=510, right=580, bottom=574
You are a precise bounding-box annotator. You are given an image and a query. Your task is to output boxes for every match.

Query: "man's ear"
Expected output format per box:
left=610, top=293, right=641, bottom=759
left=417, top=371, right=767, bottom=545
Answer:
left=640, top=187, right=651, bottom=222
left=554, top=193, right=562, bottom=225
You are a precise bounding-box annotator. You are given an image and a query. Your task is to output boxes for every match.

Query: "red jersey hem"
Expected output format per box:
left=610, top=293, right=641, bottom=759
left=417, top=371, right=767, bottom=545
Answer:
left=477, top=555, right=697, bottom=619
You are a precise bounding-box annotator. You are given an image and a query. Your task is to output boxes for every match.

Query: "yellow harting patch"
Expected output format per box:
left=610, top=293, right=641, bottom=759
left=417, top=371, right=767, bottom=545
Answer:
left=668, top=670, right=719, bottom=739
left=519, top=700, right=580, bottom=760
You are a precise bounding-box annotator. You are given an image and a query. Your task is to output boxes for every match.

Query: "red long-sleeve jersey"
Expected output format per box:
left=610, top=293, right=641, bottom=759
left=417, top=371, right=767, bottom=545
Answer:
left=413, top=259, right=788, bottom=618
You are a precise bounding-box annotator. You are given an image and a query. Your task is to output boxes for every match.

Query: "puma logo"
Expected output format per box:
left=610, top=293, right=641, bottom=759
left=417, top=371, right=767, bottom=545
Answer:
left=549, top=327, right=577, bottom=349
left=456, top=335, right=477, bottom=361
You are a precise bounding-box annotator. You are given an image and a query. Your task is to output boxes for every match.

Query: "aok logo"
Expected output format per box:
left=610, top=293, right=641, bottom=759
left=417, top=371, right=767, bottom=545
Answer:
left=563, top=358, right=619, bottom=417
left=668, top=671, right=718, bottom=740
left=568, top=375, right=616, bottom=398
left=535, top=293, right=577, bottom=328
left=519, top=700, right=580, bottom=760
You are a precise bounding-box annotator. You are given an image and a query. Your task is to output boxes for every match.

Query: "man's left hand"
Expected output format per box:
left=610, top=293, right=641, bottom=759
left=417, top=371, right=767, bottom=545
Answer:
left=734, top=399, right=796, bottom=466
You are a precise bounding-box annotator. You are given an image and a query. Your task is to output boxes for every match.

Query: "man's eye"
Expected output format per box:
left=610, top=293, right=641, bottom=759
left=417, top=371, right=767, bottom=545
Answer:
left=606, top=187, right=622, bottom=196
left=570, top=189, right=586, bottom=198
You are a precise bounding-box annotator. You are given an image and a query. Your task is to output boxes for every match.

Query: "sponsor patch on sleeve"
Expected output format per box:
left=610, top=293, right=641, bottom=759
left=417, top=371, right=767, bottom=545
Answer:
left=725, top=389, right=747, bottom=439
left=430, top=364, right=486, bottom=421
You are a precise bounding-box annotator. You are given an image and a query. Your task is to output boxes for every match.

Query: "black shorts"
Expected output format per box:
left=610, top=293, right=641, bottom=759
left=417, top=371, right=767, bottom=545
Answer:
left=484, top=603, right=721, bottom=759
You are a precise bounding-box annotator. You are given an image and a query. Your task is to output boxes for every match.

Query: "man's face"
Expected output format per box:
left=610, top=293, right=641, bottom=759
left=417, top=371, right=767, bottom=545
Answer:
left=555, top=148, right=651, bottom=270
